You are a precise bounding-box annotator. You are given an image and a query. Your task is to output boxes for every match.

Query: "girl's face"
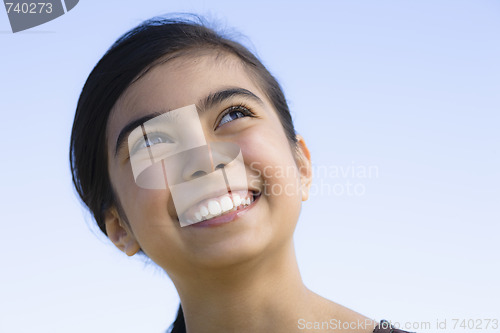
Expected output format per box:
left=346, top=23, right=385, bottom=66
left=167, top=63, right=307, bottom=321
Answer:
left=105, top=54, right=311, bottom=276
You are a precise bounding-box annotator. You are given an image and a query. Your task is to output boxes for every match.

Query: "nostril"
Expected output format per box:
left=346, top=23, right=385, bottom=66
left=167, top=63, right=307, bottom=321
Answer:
left=191, top=170, right=207, bottom=178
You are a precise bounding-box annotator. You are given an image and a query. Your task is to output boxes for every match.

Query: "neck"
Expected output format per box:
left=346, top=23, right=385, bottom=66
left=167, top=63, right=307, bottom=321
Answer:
left=171, top=240, right=317, bottom=333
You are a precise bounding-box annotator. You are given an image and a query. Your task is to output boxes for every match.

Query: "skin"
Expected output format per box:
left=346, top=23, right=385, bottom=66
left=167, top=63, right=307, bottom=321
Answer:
left=104, top=53, right=377, bottom=333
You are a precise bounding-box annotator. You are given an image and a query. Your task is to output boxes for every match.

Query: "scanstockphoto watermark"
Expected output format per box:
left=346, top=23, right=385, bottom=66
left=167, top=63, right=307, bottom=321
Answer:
left=298, top=318, right=379, bottom=331
left=3, top=0, right=79, bottom=33
left=310, top=161, right=379, bottom=197
left=297, top=318, right=500, bottom=331
left=249, top=161, right=379, bottom=198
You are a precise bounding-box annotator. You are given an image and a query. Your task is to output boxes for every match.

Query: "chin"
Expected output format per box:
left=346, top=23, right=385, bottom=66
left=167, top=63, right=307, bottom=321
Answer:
left=188, top=222, right=274, bottom=270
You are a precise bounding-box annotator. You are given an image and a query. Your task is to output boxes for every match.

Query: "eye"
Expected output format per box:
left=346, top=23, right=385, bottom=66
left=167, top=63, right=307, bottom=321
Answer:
left=216, top=105, right=254, bottom=129
left=130, top=132, right=174, bottom=155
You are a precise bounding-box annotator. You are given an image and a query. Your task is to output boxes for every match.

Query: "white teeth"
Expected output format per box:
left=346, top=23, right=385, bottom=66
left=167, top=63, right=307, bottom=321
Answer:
left=194, top=212, right=202, bottom=221
left=208, top=200, right=222, bottom=215
left=232, top=194, right=242, bottom=207
left=200, top=206, right=209, bottom=217
left=186, top=192, right=256, bottom=223
left=220, top=196, right=233, bottom=212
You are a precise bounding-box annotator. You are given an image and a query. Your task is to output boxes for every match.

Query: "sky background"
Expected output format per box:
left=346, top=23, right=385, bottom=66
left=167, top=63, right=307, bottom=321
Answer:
left=1, top=1, right=499, bottom=332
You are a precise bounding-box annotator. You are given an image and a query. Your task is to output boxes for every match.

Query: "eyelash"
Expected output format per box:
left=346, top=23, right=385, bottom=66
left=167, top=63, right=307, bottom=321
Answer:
left=215, top=104, right=255, bottom=129
left=130, top=132, right=173, bottom=156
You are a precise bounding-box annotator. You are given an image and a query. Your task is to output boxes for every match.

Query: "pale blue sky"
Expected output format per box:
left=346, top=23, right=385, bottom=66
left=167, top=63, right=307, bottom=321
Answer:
left=1, top=1, right=499, bottom=332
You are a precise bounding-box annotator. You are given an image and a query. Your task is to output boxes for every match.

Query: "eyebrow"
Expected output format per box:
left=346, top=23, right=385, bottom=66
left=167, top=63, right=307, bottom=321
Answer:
left=114, top=87, right=263, bottom=157
left=200, top=87, right=263, bottom=111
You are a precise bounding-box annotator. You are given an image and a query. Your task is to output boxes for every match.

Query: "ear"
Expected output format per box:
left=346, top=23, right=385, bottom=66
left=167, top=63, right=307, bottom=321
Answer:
left=104, top=207, right=141, bottom=256
left=294, top=134, right=312, bottom=201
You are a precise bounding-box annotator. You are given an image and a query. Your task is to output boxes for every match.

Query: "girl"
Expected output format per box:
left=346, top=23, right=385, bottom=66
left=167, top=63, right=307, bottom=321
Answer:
left=70, top=16, right=411, bottom=333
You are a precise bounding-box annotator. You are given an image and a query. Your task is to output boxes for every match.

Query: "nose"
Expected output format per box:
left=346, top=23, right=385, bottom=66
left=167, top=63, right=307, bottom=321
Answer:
left=181, top=143, right=233, bottom=181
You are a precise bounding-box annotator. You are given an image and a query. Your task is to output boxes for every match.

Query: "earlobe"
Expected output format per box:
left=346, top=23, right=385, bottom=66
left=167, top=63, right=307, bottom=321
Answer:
left=104, top=207, right=141, bottom=256
left=295, top=135, right=312, bottom=201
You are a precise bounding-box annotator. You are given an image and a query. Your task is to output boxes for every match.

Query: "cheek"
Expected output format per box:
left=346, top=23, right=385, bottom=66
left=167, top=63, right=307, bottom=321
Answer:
left=127, top=191, right=179, bottom=240
left=119, top=186, right=188, bottom=266
left=111, top=167, right=172, bottom=228
left=238, top=128, right=302, bottom=203
left=238, top=120, right=295, bottom=164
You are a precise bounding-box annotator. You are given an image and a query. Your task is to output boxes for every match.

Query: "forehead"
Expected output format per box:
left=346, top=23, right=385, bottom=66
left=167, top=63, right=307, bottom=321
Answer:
left=107, top=54, right=265, bottom=146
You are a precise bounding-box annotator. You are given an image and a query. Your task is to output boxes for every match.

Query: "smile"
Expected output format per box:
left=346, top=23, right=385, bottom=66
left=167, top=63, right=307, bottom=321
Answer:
left=181, top=190, right=259, bottom=226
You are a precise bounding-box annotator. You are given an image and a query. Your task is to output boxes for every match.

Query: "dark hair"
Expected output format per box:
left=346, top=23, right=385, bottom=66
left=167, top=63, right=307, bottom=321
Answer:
left=69, top=15, right=296, bottom=333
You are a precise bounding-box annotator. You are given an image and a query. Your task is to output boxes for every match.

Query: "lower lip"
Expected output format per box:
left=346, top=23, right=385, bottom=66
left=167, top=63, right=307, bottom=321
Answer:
left=188, top=195, right=259, bottom=228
